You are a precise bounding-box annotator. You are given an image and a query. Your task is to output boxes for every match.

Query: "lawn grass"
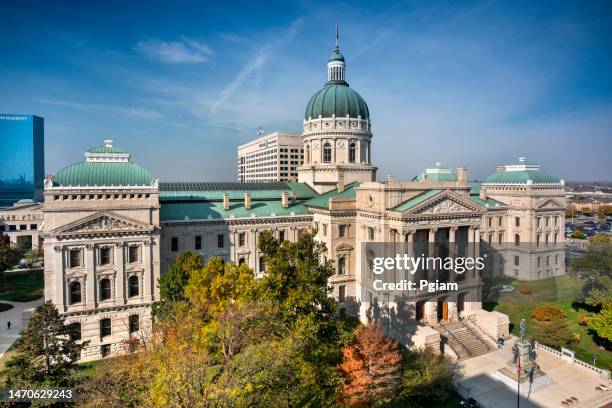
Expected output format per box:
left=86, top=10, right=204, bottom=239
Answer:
left=484, top=275, right=612, bottom=370
left=0, top=269, right=44, bottom=302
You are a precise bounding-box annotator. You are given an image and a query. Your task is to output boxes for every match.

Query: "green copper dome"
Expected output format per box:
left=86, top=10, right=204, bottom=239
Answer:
left=87, top=145, right=128, bottom=154
left=483, top=158, right=561, bottom=185
left=53, top=162, right=154, bottom=187
left=329, top=48, right=345, bottom=62
left=304, top=83, right=369, bottom=121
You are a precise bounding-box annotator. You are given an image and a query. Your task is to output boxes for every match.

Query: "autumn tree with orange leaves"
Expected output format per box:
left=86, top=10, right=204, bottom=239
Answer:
left=338, top=322, right=401, bottom=407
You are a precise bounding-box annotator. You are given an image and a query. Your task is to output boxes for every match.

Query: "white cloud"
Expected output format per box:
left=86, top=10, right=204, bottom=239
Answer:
left=134, top=38, right=213, bottom=63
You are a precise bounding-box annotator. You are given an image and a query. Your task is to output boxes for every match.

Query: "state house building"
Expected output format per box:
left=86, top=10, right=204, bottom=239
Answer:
left=41, top=41, right=566, bottom=361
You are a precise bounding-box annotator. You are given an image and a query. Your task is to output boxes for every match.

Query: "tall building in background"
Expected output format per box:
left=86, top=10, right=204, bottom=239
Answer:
left=0, top=114, right=44, bottom=207
left=237, top=131, right=303, bottom=182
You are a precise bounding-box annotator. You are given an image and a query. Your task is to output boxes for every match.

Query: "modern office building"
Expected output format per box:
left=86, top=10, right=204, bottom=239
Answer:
left=0, top=114, right=44, bottom=207
left=237, top=131, right=303, bottom=182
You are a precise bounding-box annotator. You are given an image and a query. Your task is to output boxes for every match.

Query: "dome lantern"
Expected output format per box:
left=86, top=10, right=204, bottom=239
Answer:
left=327, top=23, right=346, bottom=83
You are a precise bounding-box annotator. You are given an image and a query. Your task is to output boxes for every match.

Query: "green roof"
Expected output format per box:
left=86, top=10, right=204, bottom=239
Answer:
left=161, top=200, right=310, bottom=222
left=413, top=172, right=458, bottom=182
left=304, top=182, right=360, bottom=208
left=53, top=162, right=154, bottom=187
left=305, top=83, right=369, bottom=121
left=393, top=190, right=442, bottom=212
left=87, top=145, right=128, bottom=154
left=482, top=170, right=560, bottom=185
left=468, top=195, right=506, bottom=208
left=329, top=48, right=345, bottom=62
left=159, top=182, right=317, bottom=201
left=469, top=182, right=481, bottom=195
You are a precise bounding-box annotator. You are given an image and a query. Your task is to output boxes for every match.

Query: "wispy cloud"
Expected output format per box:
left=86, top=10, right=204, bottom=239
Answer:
left=209, top=19, right=302, bottom=112
left=134, top=37, right=213, bottom=63
left=120, top=107, right=163, bottom=119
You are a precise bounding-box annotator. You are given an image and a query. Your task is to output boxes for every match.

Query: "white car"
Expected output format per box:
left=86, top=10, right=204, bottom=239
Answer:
left=499, top=285, right=514, bottom=293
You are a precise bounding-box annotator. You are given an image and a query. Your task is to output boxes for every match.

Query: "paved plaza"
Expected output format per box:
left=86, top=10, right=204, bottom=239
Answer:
left=0, top=299, right=42, bottom=358
left=457, top=337, right=612, bottom=408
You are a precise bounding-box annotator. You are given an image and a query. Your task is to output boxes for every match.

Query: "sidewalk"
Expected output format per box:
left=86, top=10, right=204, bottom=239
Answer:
left=0, top=299, right=43, bottom=358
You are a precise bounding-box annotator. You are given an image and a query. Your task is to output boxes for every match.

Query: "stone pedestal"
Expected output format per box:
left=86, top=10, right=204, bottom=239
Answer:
left=493, top=339, right=551, bottom=395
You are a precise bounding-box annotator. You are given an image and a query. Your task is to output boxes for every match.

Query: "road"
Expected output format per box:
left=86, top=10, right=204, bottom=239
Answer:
left=0, top=298, right=43, bottom=358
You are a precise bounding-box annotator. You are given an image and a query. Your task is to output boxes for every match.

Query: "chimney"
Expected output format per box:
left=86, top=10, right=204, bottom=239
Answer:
left=282, top=191, right=289, bottom=208
left=337, top=173, right=345, bottom=193
left=244, top=192, right=251, bottom=210
left=223, top=193, right=229, bottom=210
left=457, top=167, right=468, bottom=183
left=479, top=189, right=487, bottom=201
left=388, top=174, right=396, bottom=183
left=496, top=165, right=505, bottom=173
left=290, top=191, right=296, bottom=202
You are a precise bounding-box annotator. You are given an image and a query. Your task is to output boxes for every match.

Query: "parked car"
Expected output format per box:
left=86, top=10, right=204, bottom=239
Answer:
left=584, top=220, right=597, bottom=226
left=499, top=285, right=514, bottom=293
left=15, top=262, right=31, bottom=269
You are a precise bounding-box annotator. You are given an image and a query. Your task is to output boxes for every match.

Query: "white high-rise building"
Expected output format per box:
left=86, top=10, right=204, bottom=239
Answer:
left=237, top=132, right=303, bottom=182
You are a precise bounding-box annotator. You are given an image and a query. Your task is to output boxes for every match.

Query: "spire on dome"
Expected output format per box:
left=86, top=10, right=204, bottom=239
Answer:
left=328, top=23, right=346, bottom=83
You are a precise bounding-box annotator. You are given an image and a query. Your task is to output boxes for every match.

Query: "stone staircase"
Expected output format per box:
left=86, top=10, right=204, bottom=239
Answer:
left=433, top=320, right=496, bottom=360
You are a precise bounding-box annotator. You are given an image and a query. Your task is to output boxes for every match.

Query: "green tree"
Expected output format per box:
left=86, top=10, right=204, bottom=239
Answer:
left=532, top=317, right=574, bottom=348
left=0, top=232, right=21, bottom=273
left=585, top=275, right=612, bottom=308
left=154, top=251, right=203, bottom=317
left=5, top=301, right=87, bottom=387
left=588, top=302, right=612, bottom=342
left=392, top=348, right=458, bottom=407
left=570, top=234, right=612, bottom=279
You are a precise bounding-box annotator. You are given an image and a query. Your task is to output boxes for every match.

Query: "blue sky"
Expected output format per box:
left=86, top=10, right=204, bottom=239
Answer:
left=1, top=0, right=611, bottom=181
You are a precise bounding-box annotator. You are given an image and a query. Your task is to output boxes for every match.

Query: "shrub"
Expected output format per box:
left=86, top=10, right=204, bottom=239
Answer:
left=571, top=231, right=587, bottom=239
left=518, top=285, right=531, bottom=295
left=532, top=305, right=566, bottom=322
left=577, top=315, right=589, bottom=326
left=572, top=333, right=581, bottom=343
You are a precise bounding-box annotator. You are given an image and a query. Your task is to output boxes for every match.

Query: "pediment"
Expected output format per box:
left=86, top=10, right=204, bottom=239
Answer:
left=52, top=212, right=153, bottom=236
left=405, top=191, right=482, bottom=216
left=536, top=198, right=564, bottom=210
left=335, top=242, right=354, bottom=252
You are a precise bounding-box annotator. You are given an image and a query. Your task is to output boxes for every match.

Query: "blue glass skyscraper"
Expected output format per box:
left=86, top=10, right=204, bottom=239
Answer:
left=0, top=114, right=44, bottom=207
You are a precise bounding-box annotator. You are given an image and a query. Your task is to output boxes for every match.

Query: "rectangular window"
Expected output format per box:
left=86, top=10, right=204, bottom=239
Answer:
left=100, top=247, right=111, bottom=265
left=128, top=245, right=139, bottom=263
left=19, top=224, right=26, bottom=230
left=339, top=225, right=347, bottom=237
left=171, top=237, right=178, bottom=252
left=101, top=344, right=111, bottom=358
left=338, top=285, right=346, bottom=303
left=546, top=256, right=550, bottom=266
left=195, top=235, right=202, bottom=250
left=537, top=257, right=541, bottom=267
left=0, top=226, right=4, bottom=231
left=69, top=249, right=81, bottom=267
left=100, top=318, right=111, bottom=338
left=488, top=217, right=492, bottom=227
left=68, top=322, right=81, bottom=341
left=498, top=216, right=503, bottom=227
left=322, top=224, right=327, bottom=236
left=30, top=224, right=37, bottom=230
left=514, top=256, right=520, bottom=266
left=9, top=225, right=16, bottom=231
left=238, top=232, right=246, bottom=247
left=129, top=314, right=139, bottom=333
left=279, top=230, right=285, bottom=241
left=515, top=217, right=520, bottom=227
left=217, top=234, right=224, bottom=248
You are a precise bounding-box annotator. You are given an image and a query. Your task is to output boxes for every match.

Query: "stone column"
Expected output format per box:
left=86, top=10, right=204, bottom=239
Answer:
left=143, top=239, right=152, bottom=302
left=428, top=228, right=438, bottom=280
left=85, top=244, right=95, bottom=307
left=54, top=245, right=65, bottom=310
left=115, top=242, right=125, bottom=304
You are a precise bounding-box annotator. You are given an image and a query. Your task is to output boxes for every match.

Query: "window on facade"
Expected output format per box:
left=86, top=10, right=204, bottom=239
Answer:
left=100, top=247, right=111, bottom=265
left=69, top=248, right=82, bottom=267
left=195, top=235, right=202, bottom=250
left=171, top=237, right=178, bottom=252
left=19, top=224, right=26, bottom=230
left=338, top=256, right=346, bottom=275
left=217, top=234, right=224, bottom=248
left=30, top=224, right=37, bottom=230
left=128, top=275, right=139, bottom=298
left=322, top=224, right=327, bottom=236
left=515, top=217, right=520, bottom=227
left=537, top=218, right=541, bottom=228
left=498, top=232, right=503, bottom=243
left=498, top=216, right=503, bottom=227
left=128, top=245, right=139, bottom=263
left=488, top=217, right=492, bottom=227
left=68, top=322, right=81, bottom=341
left=514, top=234, right=520, bottom=246
left=101, top=344, right=111, bottom=358
left=238, top=258, right=246, bottom=266
left=100, top=278, right=111, bottom=301
left=514, top=256, right=520, bottom=266
left=239, top=232, right=246, bottom=247
left=546, top=256, right=550, bottom=267
left=338, top=285, right=346, bottom=303
left=349, top=143, right=356, bottom=163
left=129, top=314, right=139, bottom=333
left=537, top=257, right=541, bottom=268
left=339, top=225, right=347, bottom=237
left=368, top=227, right=375, bottom=241
left=69, top=281, right=81, bottom=304
left=323, top=143, right=332, bottom=163
left=100, top=318, right=111, bottom=338
left=259, top=256, right=266, bottom=273
left=279, top=230, right=285, bottom=241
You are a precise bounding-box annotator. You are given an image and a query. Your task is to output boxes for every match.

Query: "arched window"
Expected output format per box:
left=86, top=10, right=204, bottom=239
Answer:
left=100, top=278, right=111, bottom=301
left=259, top=257, right=266, bottom=273
left=69, top=281, right=81, bottom=304
left=349, top=143, right=356, bottom=163
left=238, top=258, right=246, bottom=266
left=323, top=143, right=332, bottom=163
left=514, top=234, right=520, bottom=246
left=338, top=256, right=346, bottom=275
left=536, top=234, right=541, bottom=246
left=128, top=275, right=139, bottom=298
